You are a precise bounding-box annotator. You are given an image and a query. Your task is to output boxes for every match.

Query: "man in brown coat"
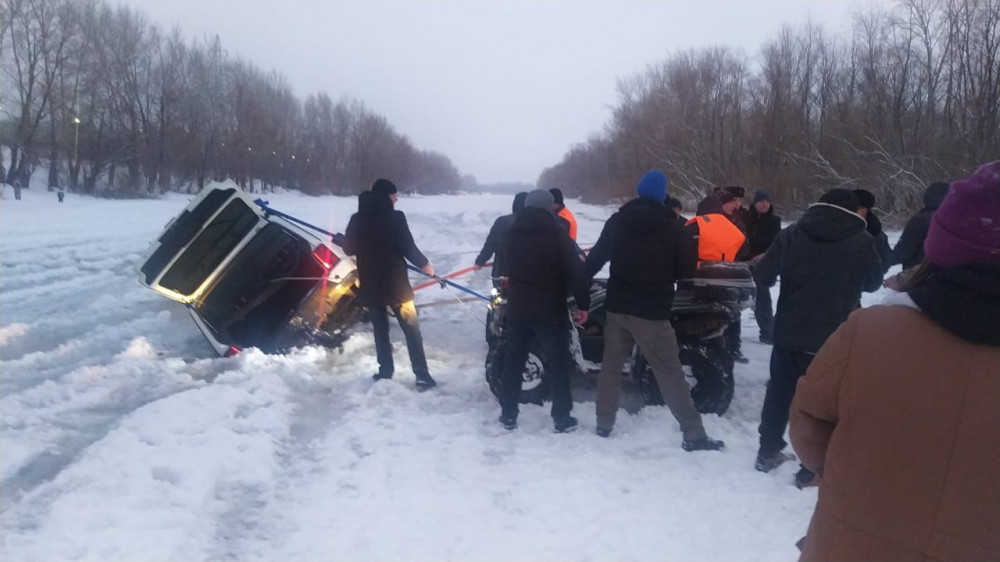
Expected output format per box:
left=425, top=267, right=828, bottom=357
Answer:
left=790, top=161, right=1000, bottom=561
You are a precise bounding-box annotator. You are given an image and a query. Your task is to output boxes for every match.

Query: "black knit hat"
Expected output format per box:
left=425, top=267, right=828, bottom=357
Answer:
left=667, top=197, right=683, bottom=210
left=513, top=191, right=528, bottom=214
left=819, top=188, right=860, bottom=212
left=852, top=189, right=876, bottom=209
left=725, top=185, right=746, bottom=199
left=548, top=188, right=565, bottom=206
left=371, top=178, right=398, bottom=195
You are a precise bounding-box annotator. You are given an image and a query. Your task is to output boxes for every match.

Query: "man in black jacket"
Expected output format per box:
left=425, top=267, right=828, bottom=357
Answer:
left=499, top=189, right=590, bottom=433
left=586, top=170, right=724, bottom=451
left=752, top=189, right=883, bottom=481
left=746, top=190, right=782, bottom=343
left=853, top=189, right=892, bottom=274
left=475, top=192, right=527, bottom=283
left=889, top=181, right=949, bottom=270
left=343, top=179, right=437, bottom=390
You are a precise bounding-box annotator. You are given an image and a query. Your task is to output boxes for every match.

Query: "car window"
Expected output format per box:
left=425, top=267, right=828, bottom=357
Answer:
left=158, top=198, right=260, bottom=295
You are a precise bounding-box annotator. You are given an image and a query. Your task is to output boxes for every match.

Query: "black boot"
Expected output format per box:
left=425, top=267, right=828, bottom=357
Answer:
left=415, top=373, right=437, bottom=391
left=755, top=449, right=796, bottom=472
left=554, top=416, right=578, bottom=433
left=795, top=465, right=817, bottom=489
left=682, top=436, right=725, bottom=451
left=499, top=414, right=517, bottom=431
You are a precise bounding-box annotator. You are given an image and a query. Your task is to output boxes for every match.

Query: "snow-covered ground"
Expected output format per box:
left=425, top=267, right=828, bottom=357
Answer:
left=0, top=186, right=898, bottom=561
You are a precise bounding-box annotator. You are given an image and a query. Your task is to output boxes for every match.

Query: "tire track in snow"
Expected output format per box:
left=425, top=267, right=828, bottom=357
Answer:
left=205, top=349, right=370, bottom=560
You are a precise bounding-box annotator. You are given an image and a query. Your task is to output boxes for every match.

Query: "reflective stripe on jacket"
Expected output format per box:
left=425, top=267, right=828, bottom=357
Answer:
left=685, top=214, right=745, bottom=262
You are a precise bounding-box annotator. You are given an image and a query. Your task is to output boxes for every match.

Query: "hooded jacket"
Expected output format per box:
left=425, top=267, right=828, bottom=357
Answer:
left=790, top=262, right=1000, bottom=561
left=504, top=207, right=590, bottom=323
left=475, top=194, right=526, bottom=280
left=755, top=203, right=883, bottom=352
left=343, top=191, right=429, bottom=307
left=890, top=183, right=949, bottom=269
left=586, top=197, right=697, bottom=320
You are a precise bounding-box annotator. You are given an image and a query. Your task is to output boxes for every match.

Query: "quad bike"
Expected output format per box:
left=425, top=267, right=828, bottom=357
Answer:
left=484, top=261, right=755, bottom=415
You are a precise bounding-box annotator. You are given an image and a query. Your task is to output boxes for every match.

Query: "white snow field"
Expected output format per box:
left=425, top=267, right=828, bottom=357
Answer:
left=0, top=186, right=897, bottom=561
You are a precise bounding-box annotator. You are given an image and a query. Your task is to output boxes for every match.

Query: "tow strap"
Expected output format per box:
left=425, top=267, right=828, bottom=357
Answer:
left=254, top=198, right=492, bottom=302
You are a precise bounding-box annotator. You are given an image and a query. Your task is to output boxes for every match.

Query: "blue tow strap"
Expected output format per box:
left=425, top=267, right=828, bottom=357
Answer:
left=254, top=198, right=491, bottom=302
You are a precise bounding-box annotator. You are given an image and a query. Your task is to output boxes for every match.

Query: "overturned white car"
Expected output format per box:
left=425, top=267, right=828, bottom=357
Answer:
left=137, top=181, right=363, bottom=355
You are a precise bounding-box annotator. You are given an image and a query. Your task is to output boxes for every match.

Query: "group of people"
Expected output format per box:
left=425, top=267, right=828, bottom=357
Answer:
left=342, top=163, right=998, bottom=559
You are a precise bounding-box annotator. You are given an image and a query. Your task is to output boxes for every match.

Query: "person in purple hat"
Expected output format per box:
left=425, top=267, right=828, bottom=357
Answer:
left=788, top=161, right=1000, bottom=561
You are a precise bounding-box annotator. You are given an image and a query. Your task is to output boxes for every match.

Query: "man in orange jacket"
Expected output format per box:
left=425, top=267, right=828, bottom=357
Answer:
left=684, top=191, right=746, bottom=262
left=549, top=188, right=578, bottom=241
left=685, top=190, right=750, bottom=364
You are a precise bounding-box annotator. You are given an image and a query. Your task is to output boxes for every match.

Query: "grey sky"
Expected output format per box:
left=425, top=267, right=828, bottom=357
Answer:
left=121, top=0, right=874, bottom=184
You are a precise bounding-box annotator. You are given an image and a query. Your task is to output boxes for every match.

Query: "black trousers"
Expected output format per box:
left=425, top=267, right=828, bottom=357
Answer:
left=755, top=284, right=774, bottom=339
left=758, top=345, right=815, bottom=454
left=368, top=300, right=429, bottom=378
left=499, top=318, right=572, bottom=420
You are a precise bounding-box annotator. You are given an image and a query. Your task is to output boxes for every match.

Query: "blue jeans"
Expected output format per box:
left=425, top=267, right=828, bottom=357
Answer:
left=368, top=300, right=429, bottom=378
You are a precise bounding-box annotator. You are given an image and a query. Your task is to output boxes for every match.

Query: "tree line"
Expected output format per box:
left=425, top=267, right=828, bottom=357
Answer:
left=0, top=0, right=462, bottom=196
left=539, top=0, right=999, bottom=218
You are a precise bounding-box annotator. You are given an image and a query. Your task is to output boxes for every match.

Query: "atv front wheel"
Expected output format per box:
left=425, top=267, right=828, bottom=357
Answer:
left=485, top=343, right=549, bottom=405
left=633, top=344, right=734, bottom=416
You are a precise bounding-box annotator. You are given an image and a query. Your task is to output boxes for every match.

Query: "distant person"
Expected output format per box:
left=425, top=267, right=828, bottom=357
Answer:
left=752, top=189, right=883, bottom=485
left=57, top=188, right=65, bottom=203
left=549, top=188, right=578, bottom=241
left=13, top=180, right=22, bottom=201
left=888, top=181, right=949, bottom=272
left=586, top=170, right=724, bottom=451
left=499, top=189, right=590, bottom=433
left=475, top=192, right=527, bottom=283
left=853, top=189, right=890, bottom=273
left=745, top=190, right=781, bottom=344
left=667, top=197, right=687, bottom=227
left=724, top=185, right=749, bottom=232
left=343, top=178, right=437, bottom=390
left=790, top=161, right=1000, bottom=561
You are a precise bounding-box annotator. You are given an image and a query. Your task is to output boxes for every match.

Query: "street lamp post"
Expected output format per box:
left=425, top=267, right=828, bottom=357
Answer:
left=72, top=116, right=81, bottom=166
left=71, top=116, right=81, bottom=190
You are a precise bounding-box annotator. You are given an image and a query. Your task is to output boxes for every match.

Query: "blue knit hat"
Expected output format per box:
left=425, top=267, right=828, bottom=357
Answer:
left=636, top=170, right=668, bottom=202
left=753, top=189, right=770, bottom=203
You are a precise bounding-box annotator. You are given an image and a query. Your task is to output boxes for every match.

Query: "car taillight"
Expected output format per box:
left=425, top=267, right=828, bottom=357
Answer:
left=224, top=346, right=241, bottom=357
left=313, top=245, right=340, bottom=270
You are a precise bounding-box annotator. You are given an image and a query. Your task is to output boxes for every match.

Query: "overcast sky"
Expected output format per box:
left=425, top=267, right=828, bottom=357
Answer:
left=119, top=0, right=878, bottom=184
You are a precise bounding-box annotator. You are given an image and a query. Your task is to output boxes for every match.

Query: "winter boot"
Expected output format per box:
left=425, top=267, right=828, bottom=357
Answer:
left=682, top=436, right=725, bottom=452
left=596, top=426, right=612, bottom=438
left=372, top=372, right=392, bottom=381
left=499, top=414, right=517, bottom=431
left=554, top=416, right=578, bottom=433
left=755, top=449, right=796, bottom=473
left=415, top=373, right=437, bottom=391
left=794, top=466, right=818, bottom=489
